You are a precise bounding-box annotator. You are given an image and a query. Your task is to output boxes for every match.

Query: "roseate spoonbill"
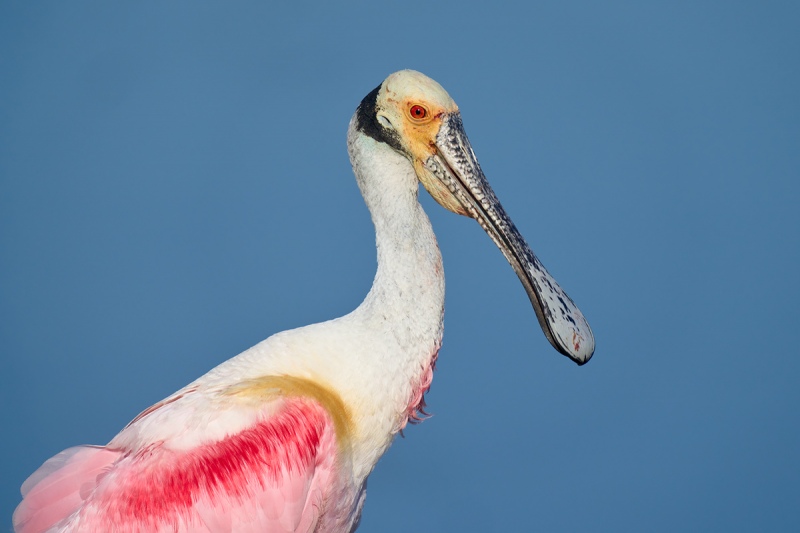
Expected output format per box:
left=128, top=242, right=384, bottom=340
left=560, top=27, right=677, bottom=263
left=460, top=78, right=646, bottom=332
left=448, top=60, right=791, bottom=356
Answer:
left=14, top=70, right=594, bottom=533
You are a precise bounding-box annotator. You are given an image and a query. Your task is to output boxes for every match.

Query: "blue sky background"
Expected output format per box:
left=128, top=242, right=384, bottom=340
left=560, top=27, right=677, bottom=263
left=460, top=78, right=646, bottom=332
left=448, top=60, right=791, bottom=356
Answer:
left=1, top=2, right=798, bottom=531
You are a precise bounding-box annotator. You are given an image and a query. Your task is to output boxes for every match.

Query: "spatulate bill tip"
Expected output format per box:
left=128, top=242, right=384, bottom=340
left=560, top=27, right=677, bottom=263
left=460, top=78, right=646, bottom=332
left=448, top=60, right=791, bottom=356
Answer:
left=547, top=316, right=595, bottom=365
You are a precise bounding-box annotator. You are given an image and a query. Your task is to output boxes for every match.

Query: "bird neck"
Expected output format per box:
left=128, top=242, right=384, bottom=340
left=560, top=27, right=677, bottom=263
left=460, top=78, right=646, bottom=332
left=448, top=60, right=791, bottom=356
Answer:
left=347, top=120, right=445, bottom=344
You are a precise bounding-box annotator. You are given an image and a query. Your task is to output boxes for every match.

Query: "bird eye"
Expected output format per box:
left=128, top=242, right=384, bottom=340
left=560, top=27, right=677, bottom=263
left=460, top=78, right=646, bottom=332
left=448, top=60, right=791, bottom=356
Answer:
left=409, top=105, right=427, bottom=120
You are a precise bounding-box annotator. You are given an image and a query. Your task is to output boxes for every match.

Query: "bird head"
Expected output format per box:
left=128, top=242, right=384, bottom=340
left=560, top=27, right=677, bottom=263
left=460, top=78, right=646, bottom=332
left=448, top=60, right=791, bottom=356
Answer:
left=355, top=70, right=595, bottom=365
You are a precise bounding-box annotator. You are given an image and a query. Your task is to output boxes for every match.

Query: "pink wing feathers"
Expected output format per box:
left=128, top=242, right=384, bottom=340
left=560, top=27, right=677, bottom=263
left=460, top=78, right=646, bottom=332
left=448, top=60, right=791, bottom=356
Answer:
left=14, top=396, right=359, bottom=533
left=13, top=446, right=121, bottom=533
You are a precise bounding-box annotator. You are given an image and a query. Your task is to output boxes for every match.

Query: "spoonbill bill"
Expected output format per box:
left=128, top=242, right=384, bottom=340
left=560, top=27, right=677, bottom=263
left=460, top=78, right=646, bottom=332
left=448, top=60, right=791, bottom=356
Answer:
left=14, top=70, right=594, bottom=533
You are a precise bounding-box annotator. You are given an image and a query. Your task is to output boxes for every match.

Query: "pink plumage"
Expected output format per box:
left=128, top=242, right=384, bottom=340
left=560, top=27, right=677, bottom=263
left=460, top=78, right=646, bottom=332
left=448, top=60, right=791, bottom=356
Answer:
left=14, top=397, right=361, bottom=532
left=15, top=447, right=121, bottom=533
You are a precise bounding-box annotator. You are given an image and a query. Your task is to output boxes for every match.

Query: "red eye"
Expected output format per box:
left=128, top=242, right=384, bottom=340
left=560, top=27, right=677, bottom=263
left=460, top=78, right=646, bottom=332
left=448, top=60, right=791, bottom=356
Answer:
left=410, top=105, right=427, bottom=119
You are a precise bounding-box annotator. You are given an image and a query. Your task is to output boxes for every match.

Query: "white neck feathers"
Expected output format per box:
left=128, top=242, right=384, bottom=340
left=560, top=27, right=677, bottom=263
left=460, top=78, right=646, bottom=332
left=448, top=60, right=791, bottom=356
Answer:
left=347, top=117, right=445, bottom=343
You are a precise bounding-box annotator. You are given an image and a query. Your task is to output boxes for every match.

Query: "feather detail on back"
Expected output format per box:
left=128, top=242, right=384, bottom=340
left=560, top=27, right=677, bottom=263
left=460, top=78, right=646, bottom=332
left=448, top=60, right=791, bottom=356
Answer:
left=14, top=393, right=362, bottom=533
left=14, top=446, right=121, bottom=533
